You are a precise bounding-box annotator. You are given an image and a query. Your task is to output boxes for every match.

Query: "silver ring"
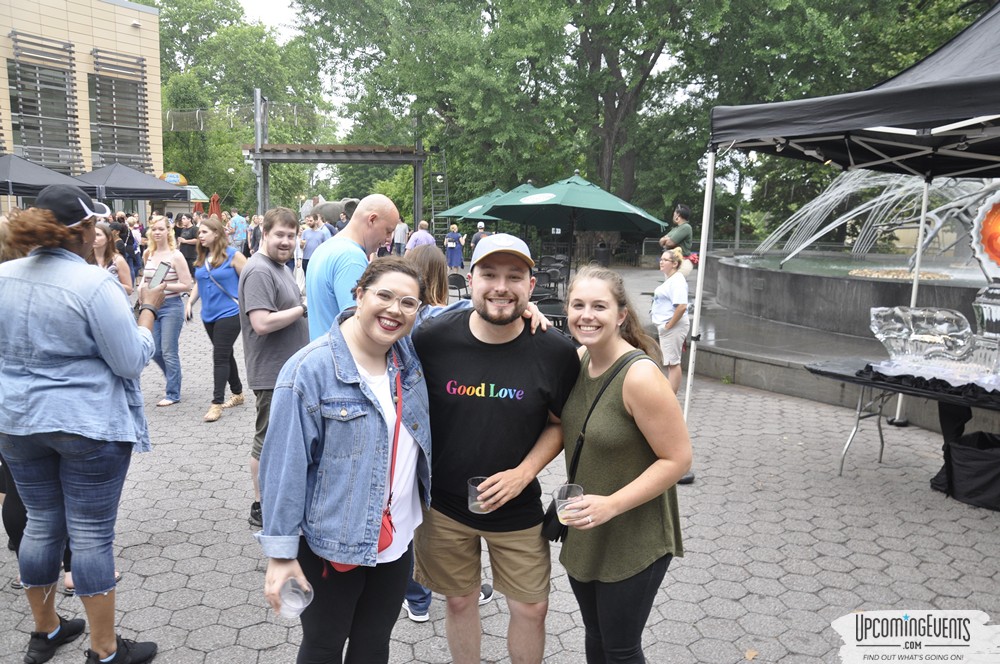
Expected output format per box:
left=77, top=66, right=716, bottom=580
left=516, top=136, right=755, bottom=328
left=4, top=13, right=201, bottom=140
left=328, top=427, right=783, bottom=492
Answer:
left=587, top=515, right=593, bottom=524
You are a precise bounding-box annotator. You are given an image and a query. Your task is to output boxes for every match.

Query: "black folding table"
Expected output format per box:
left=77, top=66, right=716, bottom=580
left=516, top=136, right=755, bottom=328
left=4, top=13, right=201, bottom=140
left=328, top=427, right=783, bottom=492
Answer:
left=806, top=359, right=1000, bottom=475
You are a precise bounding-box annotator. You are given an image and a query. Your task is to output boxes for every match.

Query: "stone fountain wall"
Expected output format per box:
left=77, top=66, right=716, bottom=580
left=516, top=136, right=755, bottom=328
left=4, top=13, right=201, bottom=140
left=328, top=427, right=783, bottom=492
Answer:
left=714, top=256, right=981, bottom=337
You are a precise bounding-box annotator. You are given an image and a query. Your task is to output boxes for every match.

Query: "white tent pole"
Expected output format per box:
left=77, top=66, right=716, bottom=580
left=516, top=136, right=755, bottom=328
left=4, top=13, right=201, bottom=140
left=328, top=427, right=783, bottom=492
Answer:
left=683, top=149, right=717, bottom=421
left=891, top=176, right=931, bottom=425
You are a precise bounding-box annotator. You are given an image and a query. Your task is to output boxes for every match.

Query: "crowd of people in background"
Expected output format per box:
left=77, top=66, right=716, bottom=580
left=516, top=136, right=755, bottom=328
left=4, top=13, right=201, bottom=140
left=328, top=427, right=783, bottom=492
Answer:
left=0, top=189, right=692, bottom=664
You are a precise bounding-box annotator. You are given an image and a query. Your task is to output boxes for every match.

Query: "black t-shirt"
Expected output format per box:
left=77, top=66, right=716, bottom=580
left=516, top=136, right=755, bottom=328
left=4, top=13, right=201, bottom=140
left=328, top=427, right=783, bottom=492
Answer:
left=179, top=225, right=199, bottom=262
left=413, top=309, right=580, bottom=531
left=111, top=223, right=133, bottom=256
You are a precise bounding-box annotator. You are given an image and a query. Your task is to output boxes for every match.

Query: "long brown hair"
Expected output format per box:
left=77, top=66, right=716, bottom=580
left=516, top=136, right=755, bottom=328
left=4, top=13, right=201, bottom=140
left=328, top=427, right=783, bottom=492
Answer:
left=90, top=221, right=122, bottom=268
left=194, top=215, right=231, bottom=269
left=405, top=244, right=448, bottom=306
left=568, top=265, right=662, bottom=363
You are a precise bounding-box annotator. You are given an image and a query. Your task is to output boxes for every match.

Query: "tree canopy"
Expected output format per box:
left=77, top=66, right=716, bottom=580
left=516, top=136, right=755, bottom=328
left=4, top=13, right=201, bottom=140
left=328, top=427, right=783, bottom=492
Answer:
left=140, top=0, right=996, bottom=236
left=295, top=0, right=994, bottom=238
left=138, top=0, right=333, bottom=213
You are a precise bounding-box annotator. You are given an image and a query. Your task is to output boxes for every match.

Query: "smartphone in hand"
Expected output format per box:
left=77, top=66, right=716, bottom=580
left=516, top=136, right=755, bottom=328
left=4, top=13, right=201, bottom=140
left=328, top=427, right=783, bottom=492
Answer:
left=147, top=261, right=171, bottom=289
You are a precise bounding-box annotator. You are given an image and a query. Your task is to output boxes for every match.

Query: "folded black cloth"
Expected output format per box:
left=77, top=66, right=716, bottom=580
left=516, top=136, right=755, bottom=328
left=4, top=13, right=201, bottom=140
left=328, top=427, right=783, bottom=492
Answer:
left=857, top=365, right=1000, bottom=410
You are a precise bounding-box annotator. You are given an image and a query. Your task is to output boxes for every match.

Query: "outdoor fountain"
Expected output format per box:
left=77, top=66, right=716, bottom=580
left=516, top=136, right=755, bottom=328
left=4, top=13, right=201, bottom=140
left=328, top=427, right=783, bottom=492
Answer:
left=714, top=172, right=999, bottom=337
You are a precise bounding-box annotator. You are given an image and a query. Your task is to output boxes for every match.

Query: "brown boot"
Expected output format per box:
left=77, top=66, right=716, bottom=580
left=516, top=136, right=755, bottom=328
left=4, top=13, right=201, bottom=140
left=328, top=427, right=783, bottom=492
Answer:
left=203, top=404, right=223, bottom=422
left=222, top=393, right=245, bottom=409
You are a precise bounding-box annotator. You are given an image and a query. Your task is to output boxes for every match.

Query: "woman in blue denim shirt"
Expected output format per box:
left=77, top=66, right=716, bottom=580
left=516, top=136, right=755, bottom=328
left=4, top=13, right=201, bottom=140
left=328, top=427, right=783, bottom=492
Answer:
left=258, top=257, right=432, bottom=664
left=0, top=185, right=163, bottom=664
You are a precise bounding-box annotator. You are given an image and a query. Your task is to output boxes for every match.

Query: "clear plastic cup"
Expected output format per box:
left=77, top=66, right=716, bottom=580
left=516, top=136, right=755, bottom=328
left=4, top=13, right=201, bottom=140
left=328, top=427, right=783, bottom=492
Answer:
left=278, top=577, right=313, bottom=618
left=468, top=476, right=490, bottom=514
left=553, top=484, right=584, bottom=525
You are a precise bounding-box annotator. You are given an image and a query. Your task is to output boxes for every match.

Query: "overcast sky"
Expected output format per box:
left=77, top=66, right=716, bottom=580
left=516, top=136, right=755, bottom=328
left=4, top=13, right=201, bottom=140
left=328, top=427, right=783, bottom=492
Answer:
left=238, top=0, right=300, bottom=43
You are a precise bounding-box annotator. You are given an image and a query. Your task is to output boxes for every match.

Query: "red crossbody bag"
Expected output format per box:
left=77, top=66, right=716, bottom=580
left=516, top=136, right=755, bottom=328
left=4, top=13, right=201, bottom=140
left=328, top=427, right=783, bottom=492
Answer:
left=327, top=352, right=403, bottom=573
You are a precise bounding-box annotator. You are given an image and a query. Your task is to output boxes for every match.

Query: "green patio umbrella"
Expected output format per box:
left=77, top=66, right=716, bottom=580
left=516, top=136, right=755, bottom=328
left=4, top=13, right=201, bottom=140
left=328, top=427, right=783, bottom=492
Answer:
left=436, top=188, right=505, bottom=220
left=475, top=182, right=538, bottom=219
left=482, top=174, right=665, bottom=232
left=482, top=174, right=665, bottom=266
left=472, top=182, right=539, bottom=232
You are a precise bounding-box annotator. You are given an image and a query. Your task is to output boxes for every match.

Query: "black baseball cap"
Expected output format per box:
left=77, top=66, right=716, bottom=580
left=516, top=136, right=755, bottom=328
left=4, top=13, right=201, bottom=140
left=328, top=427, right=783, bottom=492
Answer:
left=34, top=184, right=112, bottom=227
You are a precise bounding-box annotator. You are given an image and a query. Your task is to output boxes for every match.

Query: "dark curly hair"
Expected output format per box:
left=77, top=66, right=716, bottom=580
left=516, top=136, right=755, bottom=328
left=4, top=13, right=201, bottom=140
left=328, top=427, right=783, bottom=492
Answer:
left=4, top=207, right=93, bottom=256
left=354, top=256, right=426, bottom=305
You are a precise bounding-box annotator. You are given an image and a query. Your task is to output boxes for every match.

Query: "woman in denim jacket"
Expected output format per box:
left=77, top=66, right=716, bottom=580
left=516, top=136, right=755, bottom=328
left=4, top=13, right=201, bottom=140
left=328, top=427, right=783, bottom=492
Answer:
left=258, top=257, right=431, bottom=664
left=0, top=185, right=163, bottom=664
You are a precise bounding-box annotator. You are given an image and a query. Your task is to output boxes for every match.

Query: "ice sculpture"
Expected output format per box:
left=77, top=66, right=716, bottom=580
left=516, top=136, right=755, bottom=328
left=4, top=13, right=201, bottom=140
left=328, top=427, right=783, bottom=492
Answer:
left=870, top=307, right=974, bottom=362
left=868, top=191, right=1000, bottom=387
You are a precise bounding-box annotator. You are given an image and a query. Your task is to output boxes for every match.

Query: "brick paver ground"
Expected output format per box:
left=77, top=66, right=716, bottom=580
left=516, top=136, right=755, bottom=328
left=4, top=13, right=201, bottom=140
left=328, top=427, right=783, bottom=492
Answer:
left=2, top=269, right=999, bottom=663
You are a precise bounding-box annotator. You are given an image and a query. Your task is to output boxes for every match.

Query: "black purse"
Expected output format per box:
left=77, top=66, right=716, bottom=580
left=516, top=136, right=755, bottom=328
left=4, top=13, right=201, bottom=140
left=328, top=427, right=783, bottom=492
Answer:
left=542, top=351, right=643, bottom=542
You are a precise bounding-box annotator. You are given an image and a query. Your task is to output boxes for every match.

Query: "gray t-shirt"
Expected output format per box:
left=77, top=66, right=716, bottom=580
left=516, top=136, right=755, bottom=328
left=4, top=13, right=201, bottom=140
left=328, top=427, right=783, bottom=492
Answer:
left=238, top=252, right=310, bottom=390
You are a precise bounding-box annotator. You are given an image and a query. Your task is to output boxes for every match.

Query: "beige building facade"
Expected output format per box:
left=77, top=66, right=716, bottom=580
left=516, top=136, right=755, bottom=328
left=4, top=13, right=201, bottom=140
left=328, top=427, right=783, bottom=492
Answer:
left=0, top=0, right=162, bottom=175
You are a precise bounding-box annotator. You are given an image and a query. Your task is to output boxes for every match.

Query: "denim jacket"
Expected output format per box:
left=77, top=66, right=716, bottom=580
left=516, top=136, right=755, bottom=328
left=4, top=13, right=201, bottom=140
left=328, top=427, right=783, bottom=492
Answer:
left=0, top=248, right=155, bottom=451
left=257, top=310, right=431, bottom=566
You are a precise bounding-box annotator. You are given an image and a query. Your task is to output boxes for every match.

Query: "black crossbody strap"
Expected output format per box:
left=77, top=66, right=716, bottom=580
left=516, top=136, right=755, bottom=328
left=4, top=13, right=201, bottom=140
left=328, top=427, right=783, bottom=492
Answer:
left=205, top=260, right=239, bottom=304
left=566, top=350, right=645, bottom=482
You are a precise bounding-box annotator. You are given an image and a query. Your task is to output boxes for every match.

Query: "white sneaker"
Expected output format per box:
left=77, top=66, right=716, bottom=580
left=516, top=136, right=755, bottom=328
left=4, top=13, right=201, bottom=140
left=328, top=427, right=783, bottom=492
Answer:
left=402, top=600, right=429, bottom=623
left=479, top=583, right=495, bottom=606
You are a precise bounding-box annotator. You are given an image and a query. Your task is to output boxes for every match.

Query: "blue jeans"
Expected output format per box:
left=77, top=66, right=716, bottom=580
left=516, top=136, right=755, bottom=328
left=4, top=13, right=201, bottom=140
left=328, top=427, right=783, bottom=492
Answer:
left=568, top=554, right=672, bottom=664
left=0, top=432, right=131, bottom=596
left=152, top=296, right=184, bottom=401
left=405, top=554, right=431, bottom=613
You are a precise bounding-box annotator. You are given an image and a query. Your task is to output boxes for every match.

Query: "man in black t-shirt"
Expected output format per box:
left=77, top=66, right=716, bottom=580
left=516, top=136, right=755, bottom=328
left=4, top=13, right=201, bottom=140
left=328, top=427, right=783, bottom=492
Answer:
left=412, top=234, right=579, bottom=664
left=175, top=213, right=199, bottom=278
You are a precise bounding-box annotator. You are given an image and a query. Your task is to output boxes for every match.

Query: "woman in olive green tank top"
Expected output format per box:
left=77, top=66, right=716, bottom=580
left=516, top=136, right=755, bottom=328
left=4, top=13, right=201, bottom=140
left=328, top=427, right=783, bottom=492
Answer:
left=560, top=266, right=692, bottom=663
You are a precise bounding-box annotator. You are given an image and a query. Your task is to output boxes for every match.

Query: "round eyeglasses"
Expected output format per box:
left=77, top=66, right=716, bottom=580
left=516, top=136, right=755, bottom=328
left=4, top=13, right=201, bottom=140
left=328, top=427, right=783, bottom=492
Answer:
left=365, top=287, right=421, bottom=315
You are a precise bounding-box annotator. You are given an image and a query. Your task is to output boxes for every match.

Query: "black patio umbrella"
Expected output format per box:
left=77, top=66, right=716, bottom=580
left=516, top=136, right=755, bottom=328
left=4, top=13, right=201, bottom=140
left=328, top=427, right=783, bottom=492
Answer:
left=0, top=154, right=98, bottom=197
left=76, top=163, right=190, bottom=201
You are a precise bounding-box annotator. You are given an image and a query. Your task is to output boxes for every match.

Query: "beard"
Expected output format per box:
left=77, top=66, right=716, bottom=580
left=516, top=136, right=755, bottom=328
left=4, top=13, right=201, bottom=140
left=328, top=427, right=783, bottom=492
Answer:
left=267, top=247, right=293, bottom=263
left=473, top=296, right=527, bottom=326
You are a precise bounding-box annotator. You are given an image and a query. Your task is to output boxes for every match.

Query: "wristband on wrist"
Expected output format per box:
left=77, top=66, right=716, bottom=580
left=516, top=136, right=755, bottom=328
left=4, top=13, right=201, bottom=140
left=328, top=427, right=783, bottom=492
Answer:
left=300, top=302, right=308, bottom=318
left=138, top=304, right=159, bottom=320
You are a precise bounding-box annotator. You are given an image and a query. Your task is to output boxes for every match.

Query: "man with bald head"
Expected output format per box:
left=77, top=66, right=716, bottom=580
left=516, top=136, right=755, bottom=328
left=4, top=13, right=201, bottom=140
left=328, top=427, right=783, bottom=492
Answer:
left=304, top=194, right=400, bottom=339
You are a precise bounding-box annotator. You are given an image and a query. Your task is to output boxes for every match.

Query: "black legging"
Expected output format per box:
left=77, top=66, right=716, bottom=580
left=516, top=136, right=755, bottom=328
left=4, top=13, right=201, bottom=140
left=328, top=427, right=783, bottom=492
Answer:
left=296, top=537, right=411, bottom=664
left=1, top=453, right=72, bottom=570
left=568, top=554, right=672, bottom=664
left=203, top=314, right=243, bottom=404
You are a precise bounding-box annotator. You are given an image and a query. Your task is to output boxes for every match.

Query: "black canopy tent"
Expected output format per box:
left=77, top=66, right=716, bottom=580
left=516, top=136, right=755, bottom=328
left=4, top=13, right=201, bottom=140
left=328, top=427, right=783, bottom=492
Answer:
left=681, top=3, right=1000, bottom=418
left=0, top=154, right=98, bottom=197
left=76, top=163, right=190, bottom=201
left=710, top=2, right=1000, bottom=180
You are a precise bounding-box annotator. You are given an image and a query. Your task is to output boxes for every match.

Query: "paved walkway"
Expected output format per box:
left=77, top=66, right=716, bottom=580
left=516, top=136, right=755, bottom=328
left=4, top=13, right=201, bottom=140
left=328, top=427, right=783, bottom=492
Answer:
left=2, top=268, right=999, bottom=663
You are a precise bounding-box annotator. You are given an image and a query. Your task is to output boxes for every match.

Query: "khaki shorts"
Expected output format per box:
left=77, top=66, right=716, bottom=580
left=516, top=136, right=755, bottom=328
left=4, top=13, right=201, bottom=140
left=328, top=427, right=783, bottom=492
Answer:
left=658, top=315, right=690, bottom=366
left=251, top=389, right=272, bottom=460
left=413, top=507, right=550, bottom=604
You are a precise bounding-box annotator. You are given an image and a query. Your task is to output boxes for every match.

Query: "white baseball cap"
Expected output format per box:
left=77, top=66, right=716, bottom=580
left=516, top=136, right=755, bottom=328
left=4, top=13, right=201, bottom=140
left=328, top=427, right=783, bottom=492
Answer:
left=470, top=233, right=534, bottom=268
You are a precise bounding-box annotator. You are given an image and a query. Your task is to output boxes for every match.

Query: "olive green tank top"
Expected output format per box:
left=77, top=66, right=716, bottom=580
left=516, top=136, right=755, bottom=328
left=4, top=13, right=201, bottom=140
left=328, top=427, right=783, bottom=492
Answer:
left=558, top=350, right=684, bottom=583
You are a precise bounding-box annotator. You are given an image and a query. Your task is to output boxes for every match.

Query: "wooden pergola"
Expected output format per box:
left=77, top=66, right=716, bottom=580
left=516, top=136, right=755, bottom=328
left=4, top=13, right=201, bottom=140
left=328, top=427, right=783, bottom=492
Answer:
left=241, top=143, right=427, bottom=216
